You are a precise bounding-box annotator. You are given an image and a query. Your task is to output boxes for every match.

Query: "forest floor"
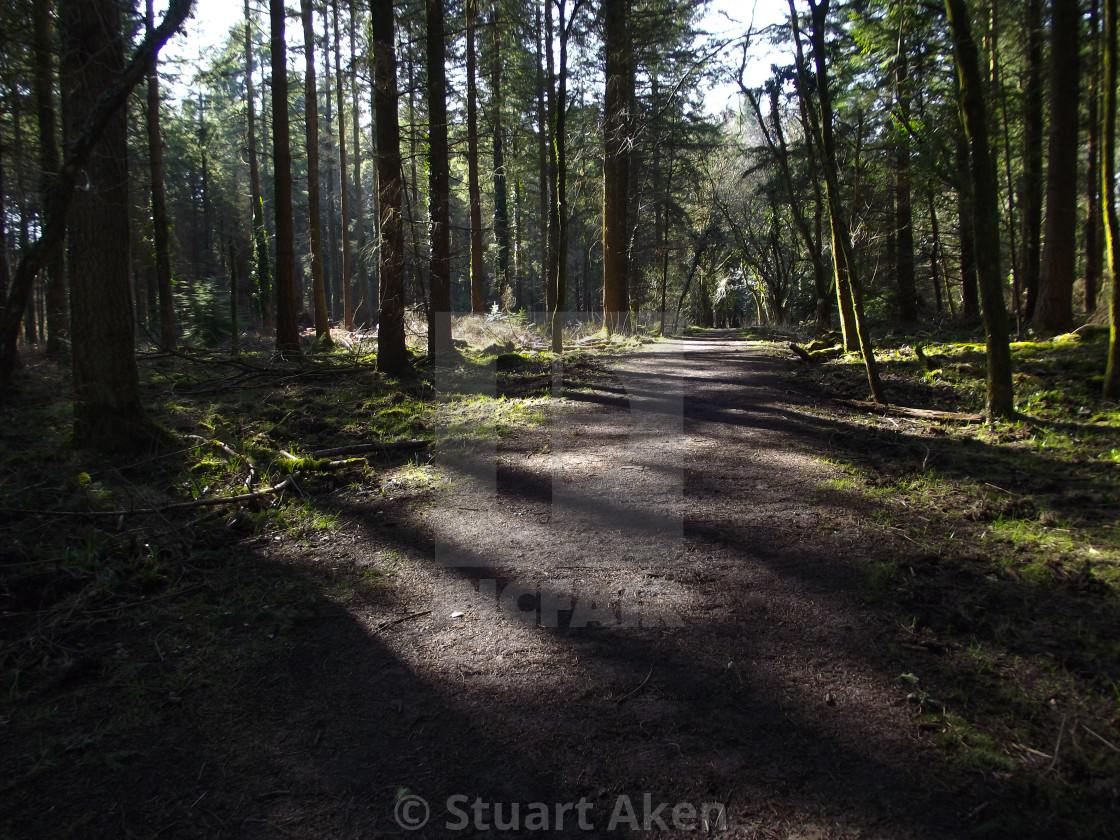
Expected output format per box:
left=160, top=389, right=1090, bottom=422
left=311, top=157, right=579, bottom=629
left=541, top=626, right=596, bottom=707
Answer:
left=2, top=324, right=1119, bottom=839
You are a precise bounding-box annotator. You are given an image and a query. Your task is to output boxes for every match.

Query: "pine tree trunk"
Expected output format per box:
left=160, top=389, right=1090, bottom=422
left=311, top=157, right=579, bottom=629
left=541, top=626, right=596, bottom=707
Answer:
left=34, top=0, right=70, bottom=356
left=372, top=0, right=407, bottom=374
left=331, top=0, right=353, bottom=329
left=1102, top=0, right=1120, bottom=398
left=425, top=0, right=452, bottom=358
left=490, top=13, right=511, bottom=310
left=946, top=0, right=1015, bottom=419
left=246, top=0, right=272, bottom=332
left=60, top=0, right=147, bottom=445
left=602, top=0, right=630, bottom=333
left=349, top=1, right=370, bottom=326
left=271, top=0, right=301, bottom=355
left=302, top=0, right=331, bottom=341
left=466, top=0, right=486, bottom=313
left=895, top=47, right=917, bottom=322
left=955, top=124, right=980, bottom=319
left=1036, top=0, right=1080, bottom=335
left=535, top=3, right=551, bottom=315
left=795, top=0, right=884, bottom=402
left=1086, top=0, right=1103, bottom=315
left=550, top=0, right=572, bottom=354
left=1019, top=0, right=1044, bottom=323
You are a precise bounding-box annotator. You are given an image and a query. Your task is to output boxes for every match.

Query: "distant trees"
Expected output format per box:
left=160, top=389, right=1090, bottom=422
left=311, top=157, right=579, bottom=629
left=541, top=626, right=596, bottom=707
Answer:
left=5, top=0, right=1120, bottom=425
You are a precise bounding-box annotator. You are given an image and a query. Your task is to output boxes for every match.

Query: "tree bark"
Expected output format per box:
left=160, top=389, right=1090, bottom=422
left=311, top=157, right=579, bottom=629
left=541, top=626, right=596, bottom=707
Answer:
left=60, top=0, right=144, bottom=444
left=302, top=0, right=332, bottom=342
left=332, top=0, right=353, bottom=329
left=602, top=0, right=631, bottom=333
left=489, top=10, right=512, bottom=309
left=245, top=0, right=272, bottom=332
left=793, top=0, right=884, bottom=402
left=466, top=0, right=486, bottom=313
left=894, top=42, right=918, bottom=322
left=1086, top=0, right=1103, bottom=315
left=1019, top=0, right=1044, bottom=323
left=34, top=0, right=70, bottom=356
left=945, top=0, right=1015, bottom=419
left=1102, top=0, right=1120, bottom=398
left=425, top=0, right=452, bottom=359
left=1036, top=0, right=1080, bottom=335
left=372, top=0, right=407, bottom=374
left=349, top=1, right=370, bottom=326
left=271, top=0, right=301, bottom=355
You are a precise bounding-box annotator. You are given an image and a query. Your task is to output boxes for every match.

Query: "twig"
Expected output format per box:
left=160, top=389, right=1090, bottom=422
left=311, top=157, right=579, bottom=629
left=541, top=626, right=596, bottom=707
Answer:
left=375, top=610, right=432, bottom=633
left=1046, top=714, right=1068, bottom=775
left=1082, top=724, right=1120, bottom=754
left=311, top=440, right=430, bottom=459
left=615, top=666, right=654, bottom=705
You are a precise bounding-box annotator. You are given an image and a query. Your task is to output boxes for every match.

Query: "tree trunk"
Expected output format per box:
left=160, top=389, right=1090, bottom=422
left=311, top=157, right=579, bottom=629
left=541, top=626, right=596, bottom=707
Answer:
left=331, top=0, right=353, bottom=329
left=489, top=11, right=511, bottom=309
left=349, top=1, right=370, bottom=326
left=794, top=0, right=884, bottom=402
left=550, top=0, right=575, bottom=354
left=955, top=123, right=980, bottom=319
left=466, top=0, right=486, bottom=313
left=271, top=0, right=301, bottom=355
left=1019, top=0, right=1044, bottom=323
left=425, top=0, right=452, bottom=359
left=246, top=0, right=272, bottom=332
left=372, top=0, right=407, bottom=374
left=302, top=0, right=331, bottom=342
left=34, top=0, right=70, bottom=356
left=1102, top=0, right=1120, bottom=398
left=602, top=0, right=631, bottom=333
left=60, top=0, right=145, bottom=445
left=144, top=0, right=176, bottom=348
left=1086, top=0, right=1103, bottom=315
left=895, top=44, right=917, bottom=322
left=535, top=2, right=551, bottom=315
left=1036, top=0, right=1080, bottom=335
left=945, top=0, right=1015, bottom=419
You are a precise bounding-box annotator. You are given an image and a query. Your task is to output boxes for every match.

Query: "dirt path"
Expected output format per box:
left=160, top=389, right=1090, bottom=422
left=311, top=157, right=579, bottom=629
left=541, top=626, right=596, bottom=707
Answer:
left=216, top=332, right=981, bottom=839
left=7, top=333, right=1004, bottom=839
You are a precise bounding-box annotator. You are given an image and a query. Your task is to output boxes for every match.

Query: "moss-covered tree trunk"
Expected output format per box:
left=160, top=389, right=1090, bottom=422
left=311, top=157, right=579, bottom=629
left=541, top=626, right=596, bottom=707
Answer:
left=1102, top=0, right=1120, bottom=398
left=945, top=0, right=1015, bottom=419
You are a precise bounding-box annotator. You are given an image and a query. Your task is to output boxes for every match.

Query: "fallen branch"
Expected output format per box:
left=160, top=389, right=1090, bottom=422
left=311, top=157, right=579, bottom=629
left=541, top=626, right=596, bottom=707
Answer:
left=311, top=440, right=430, bottom=459
left=0, top=477, right=294, bottom=518
left=788, top=343, right=819, bottom=364
left=838, top=399, right=983, bottom=423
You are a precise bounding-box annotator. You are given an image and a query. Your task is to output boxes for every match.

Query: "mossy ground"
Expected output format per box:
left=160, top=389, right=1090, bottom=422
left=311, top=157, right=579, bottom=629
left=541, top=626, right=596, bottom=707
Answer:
left=775, top=322, right=1120, bottom=836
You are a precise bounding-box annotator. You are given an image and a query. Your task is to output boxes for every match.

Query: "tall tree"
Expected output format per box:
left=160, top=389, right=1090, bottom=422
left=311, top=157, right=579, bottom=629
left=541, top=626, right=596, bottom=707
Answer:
left=602, top=0, right=631, bottom=333
left=33, top=0, right=69, bottom=355
left=349, top=0, right=370, bottom=326
left=1086, top=0, right=1103, bottom=314
left=1036, top=0, right=1080, bottom=334
left=0, top=0, right=194, bottom=395
left=465, top=0, right=486, bottom=313
left=791, top=0, right=884, bottom=403
left=1018, top=0, right=1044, bottom=323
left=245, top=0, right=273, bottom=332
left=894, top=20, right=917, bottom=323
left=271, top=0, right=301, bottom=355
left=945, top=0, right=1015, bottom=418
left=302, top=0, right=332, bottom=342
left=1103, top=0, right=1120, bottom=398
left=332, top=0, right=353, bottom=329
left=426, top=0, right=452, bottom=358
left=489, top=6, right=512, bottom=309
left=60, top=0, right=144, bottom=444
left=371, top=0, right=407, bottom=374
left=145, top=0, right=176, bottom=348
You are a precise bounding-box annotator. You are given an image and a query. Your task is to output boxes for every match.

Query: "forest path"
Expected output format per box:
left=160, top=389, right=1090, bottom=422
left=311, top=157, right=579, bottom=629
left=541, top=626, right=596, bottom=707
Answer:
left=234, top=332, right=983, bottom=839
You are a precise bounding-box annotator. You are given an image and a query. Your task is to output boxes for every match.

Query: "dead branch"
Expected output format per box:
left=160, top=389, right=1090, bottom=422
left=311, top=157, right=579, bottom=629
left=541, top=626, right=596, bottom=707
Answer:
left=311, top=440, right=430, bottom=459
left=838, top=399, right=983, bottom=423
